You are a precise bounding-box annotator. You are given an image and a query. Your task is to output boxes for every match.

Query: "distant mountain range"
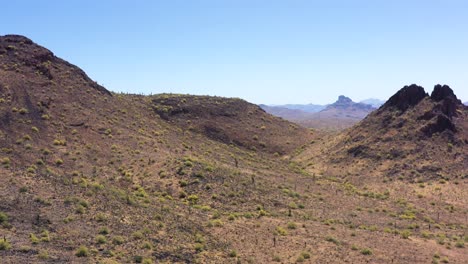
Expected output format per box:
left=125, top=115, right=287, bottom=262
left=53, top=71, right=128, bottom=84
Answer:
left=267, top=98, right=384, bottom=114
left=260, top=96, right=379, bottom=130
left=359, top=98, right=385, bottom=108
left=268, top=103, right=326, bottom=113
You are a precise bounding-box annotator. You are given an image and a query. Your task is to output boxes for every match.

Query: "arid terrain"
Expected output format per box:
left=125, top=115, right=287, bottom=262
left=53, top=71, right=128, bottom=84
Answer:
left=261, top=96, right=377, bottom=131
left=0, top=35, right=467, bottom=264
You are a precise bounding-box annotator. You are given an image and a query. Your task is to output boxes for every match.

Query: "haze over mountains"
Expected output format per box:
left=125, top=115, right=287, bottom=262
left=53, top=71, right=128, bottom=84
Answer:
left=1, top=35, right=467, bottom=264
left=261, top=96, right=382, bottom=130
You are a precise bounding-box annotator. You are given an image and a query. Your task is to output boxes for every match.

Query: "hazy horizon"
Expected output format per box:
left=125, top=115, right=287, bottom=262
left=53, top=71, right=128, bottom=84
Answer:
left=2, top=0, right=468, bottom=104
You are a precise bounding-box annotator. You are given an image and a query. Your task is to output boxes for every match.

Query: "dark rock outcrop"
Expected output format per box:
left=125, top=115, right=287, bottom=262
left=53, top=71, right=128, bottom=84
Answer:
left=431, top=84, right=457, bottom=102
left=430, top=84, right=462, bottom=118
left=383, top=84, right=427, bottom=112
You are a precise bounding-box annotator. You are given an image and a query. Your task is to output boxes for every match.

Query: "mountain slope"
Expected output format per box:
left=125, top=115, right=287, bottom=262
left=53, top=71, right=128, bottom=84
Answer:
left=152, top=95, right=311, bottom=154
left=0, top=35, right=316, bottom=263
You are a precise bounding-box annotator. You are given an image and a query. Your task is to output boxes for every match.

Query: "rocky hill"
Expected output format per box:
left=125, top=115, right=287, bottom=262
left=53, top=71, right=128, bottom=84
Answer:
left=151, top=95, right=310, bottom=154
left=299, top=84, right=467, bottom=181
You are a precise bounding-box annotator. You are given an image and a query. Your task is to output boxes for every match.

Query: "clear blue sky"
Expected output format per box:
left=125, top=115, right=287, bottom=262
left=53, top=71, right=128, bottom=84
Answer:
left=2, top=0, right=467, bottom=104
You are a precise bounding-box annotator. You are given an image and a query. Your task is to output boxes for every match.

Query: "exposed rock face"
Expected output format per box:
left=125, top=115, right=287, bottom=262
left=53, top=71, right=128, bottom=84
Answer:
left=431, top=84, right=457, bottom=102
left=421, top=114, right=456, bottom=136
left=430, top=84, right=462, bottom=118
left=383, top=84, right=427, bottom=112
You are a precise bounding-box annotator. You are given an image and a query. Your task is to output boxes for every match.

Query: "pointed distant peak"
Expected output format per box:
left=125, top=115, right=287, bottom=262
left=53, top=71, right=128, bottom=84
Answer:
left=337, top=95, right=353, bottom=103
left=431, top=84, right=457, bottom=102
left=384, top=84, right=427, bottom=111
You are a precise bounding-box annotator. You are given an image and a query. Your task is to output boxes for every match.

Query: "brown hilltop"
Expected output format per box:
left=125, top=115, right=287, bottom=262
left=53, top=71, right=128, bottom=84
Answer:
left=151, top=94, right=310, bottom=154
left=0, top=35, right=110, bottom=95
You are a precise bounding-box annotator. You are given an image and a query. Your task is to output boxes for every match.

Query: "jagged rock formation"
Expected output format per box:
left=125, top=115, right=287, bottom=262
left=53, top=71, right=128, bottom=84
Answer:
left=318, top=84, right=467, bottom=180
left=382, top=84, right=427, bottom=112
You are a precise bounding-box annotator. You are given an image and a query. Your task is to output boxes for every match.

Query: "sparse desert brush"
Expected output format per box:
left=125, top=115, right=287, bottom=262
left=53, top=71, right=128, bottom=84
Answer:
left=132, top=231, right=144, bottom=240
left=0, top=212, right=8, bottom=224
left=99, top=227, right=110, bottom=235
left=287, top=222, right=297, bottom=229
left=228, top=250, right=237, bottom=258
left=0, top=238, right=11, bottom=250
left=400, top=230, right=412, bottom=239
left=53, top=139, right=66, bottom=146
left=75, top=205, right=85, bottom=214
left=187, top=194, right=199, bottom=204
left=75, top=245, right=89, bottom=257
left=272, top=255, right=281, bottom=262
left=208, top=219, right=223, bottom=227
left=1, top=157, right=11, bottom=166
left=30, top=233, right=40, bottom=244
left=276, top=226, right=287, bottom=236
left=141, top=241, right=152, bottom=250
left=455, top=240, right=464, bottom=248
left=112, top=236, right=125, bottom=245
left=360, top=248, right=373, bottom=255
left=96, top=235, right=107, bottom=244
left=325, top=236, right=340, bottom=245
left=38, top=250, right=49, bottom=260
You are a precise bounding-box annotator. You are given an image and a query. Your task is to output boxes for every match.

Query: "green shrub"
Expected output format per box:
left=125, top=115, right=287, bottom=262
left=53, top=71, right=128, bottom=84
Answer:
left=0, top=212, right=8, bottom=224
left=325, top=236, right=340, bottom=245
left=40, top=230, right=50, bottom=242
left=276, top=226, right=287, bottom=236
left=400, top=230, right=411, bottom=239
left=287, top=222, right=297, bottom=229
left=96, top=235, right=107, bottom=244
left=113, top=236, right=125, bottom=245
left=75, top=246, right=89, bottom=257
left=208, top=219, right=223, bottom=227
left=142, top=258, right=153, bottom=264
left=132, top=231, right=144, bottom=240
left=0, top=239, right=11, bottom=250
left=30, top=233, right=40, bottom=244
left=455, top=241, right=465, bottom=248
left=38, top=250, right=49, bottom=260
left=99, top=227, right=110, bottom=235
left=300, top=251, right=311, bottom=259
left=360, top=248, right=373, bottom=255
left=228, top=250, right=237, bottom=257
